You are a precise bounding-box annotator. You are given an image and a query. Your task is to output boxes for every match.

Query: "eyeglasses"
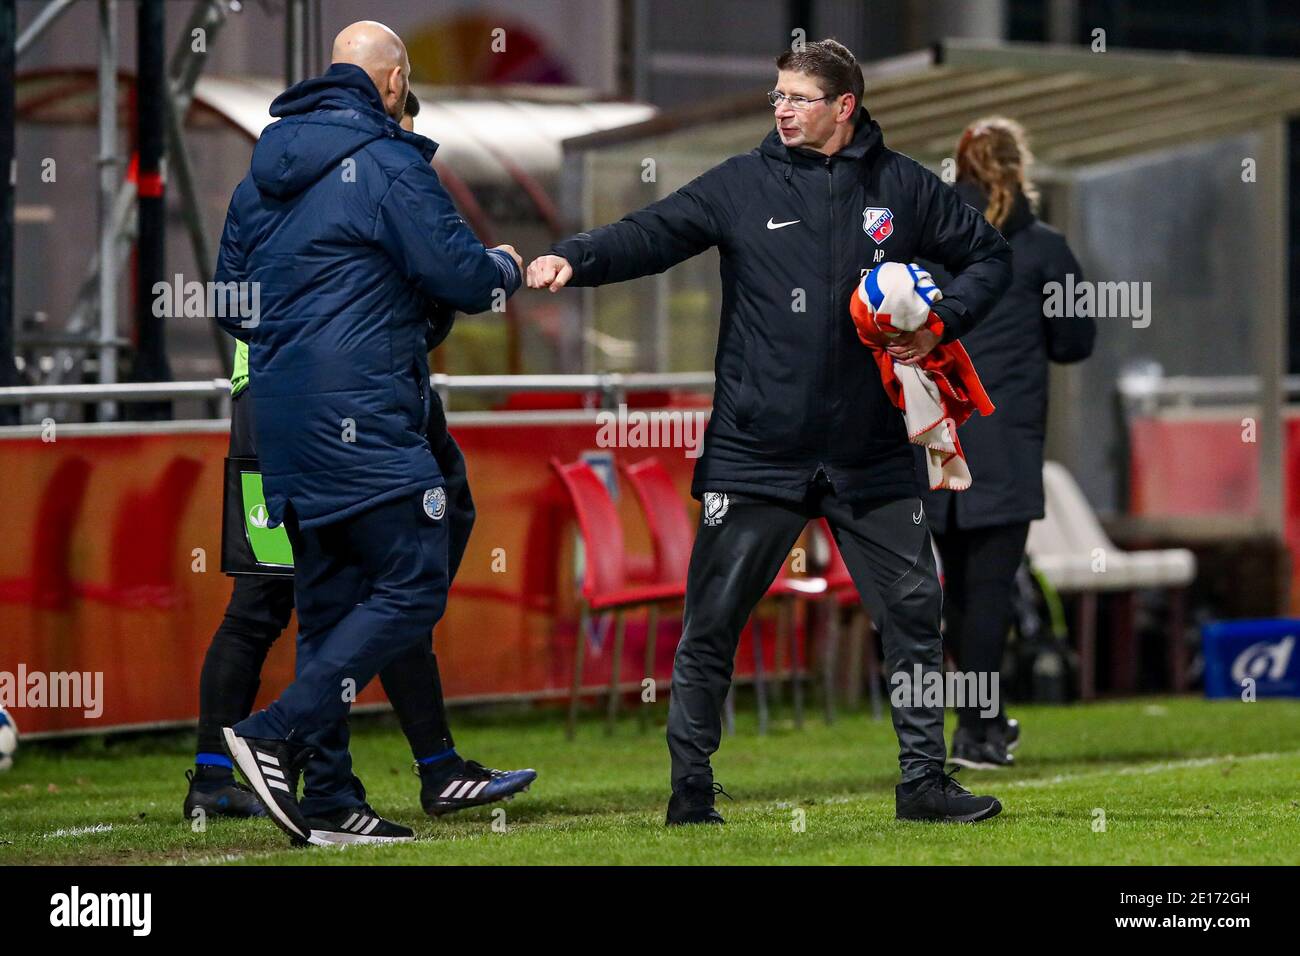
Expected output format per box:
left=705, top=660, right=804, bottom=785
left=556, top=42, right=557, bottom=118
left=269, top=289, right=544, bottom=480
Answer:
left=768, top=90, right=831, bottom=110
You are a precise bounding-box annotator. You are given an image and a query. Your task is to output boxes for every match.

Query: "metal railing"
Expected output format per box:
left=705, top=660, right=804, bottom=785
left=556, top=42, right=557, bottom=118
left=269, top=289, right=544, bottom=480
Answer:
left=9, top=370, right=1295, bottom=416
left=429, top=372, right=713, bottom=409
left=1116, top=373, right=1300, bottom=415
left=0, top=379, right=234, bottom=405
left=0, top=372, right=717, bottom=417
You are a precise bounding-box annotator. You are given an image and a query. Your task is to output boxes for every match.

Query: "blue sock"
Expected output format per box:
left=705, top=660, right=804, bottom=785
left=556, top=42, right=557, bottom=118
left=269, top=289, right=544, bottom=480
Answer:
left=417, top=747, right=458, bottom=767
left=196, top=752, right=233, bottom=771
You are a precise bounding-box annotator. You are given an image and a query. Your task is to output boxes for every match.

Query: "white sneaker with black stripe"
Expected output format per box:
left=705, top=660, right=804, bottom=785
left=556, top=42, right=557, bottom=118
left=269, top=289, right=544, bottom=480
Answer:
left=222, top=727, right=314, bottom=844
left=305, top=804, right=414, bottom=845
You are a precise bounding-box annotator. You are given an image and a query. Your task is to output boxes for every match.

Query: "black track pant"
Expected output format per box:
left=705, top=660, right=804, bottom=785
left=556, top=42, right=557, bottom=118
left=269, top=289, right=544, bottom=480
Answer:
left=666, top=476, right=947, bottom=787
left=932, top=520, right=1030, bottom=729
left=195, top=392, right=475, bottom=761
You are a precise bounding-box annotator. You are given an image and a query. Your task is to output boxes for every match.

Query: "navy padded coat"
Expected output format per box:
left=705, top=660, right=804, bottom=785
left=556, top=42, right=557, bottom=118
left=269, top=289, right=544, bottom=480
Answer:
left=215, top=64, right=519, bottom=529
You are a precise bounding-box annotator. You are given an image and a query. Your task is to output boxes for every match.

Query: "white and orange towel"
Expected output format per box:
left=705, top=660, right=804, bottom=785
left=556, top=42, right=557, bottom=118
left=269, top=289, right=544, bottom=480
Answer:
left=849, top=262, right=995, bottom=491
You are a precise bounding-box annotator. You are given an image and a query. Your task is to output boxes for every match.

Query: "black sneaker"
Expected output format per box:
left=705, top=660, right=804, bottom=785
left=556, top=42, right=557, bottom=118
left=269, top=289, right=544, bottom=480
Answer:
left=895, top=767, right=1002, bottom=823
left=305, top=803, right=414, bottom=846
left=223, top=727, right=314, bottom=843
left=665, top=775, right=730, bottom=826
left=418, top=758, right=538, bottom=817
left=182, top=766, right=266, bottom=820
left=949, top=725, right=1014, bottom=770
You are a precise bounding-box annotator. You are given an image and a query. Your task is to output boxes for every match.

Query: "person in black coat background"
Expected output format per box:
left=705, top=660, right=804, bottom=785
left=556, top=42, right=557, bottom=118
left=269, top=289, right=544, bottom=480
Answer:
left=922, top=117, right=1096, bottom=769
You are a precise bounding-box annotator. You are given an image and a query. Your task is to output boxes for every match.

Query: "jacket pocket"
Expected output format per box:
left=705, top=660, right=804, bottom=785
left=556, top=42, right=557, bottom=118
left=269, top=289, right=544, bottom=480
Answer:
left=733, top=338, right=810, bottom=450
left=735, top=347, right=756, bottom=430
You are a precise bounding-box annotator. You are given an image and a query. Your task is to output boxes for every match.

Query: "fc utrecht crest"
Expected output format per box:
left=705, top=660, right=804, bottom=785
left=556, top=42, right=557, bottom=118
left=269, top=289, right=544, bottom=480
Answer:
left=863, top=206, right=894, bottom=244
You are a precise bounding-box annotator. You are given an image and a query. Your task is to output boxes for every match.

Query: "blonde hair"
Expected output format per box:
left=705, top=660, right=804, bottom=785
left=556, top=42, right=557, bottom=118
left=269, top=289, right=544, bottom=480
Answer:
left=954, top=116, right=1039, bottom=230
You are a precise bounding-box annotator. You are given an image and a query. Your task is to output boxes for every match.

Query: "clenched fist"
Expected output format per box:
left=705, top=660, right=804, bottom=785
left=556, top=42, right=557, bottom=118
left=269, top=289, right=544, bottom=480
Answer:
left=526, top=254, right=574, bottom=292
left=885, top=326, right=942, bottom=366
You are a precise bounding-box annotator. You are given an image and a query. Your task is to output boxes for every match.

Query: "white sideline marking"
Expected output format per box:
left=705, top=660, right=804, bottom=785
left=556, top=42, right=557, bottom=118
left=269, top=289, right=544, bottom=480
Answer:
left=176, top=853, right=246, bottom=866
left=1000, top=749, right=1299, bottom=791
left=41, top=822, right=114, bottom=839
left=801, top=750, right=1300, bottom=809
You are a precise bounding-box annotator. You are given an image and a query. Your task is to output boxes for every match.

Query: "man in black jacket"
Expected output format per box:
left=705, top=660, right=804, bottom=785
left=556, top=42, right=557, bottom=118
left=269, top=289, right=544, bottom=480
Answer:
left=529, top=39, right=1012, bottom=824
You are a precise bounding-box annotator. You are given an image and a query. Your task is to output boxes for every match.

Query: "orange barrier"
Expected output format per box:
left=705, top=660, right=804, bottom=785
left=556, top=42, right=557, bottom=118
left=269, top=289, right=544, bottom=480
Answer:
left=9, top=411, right=1299, bottom=735
left=2, top=416, right=738, bottom=736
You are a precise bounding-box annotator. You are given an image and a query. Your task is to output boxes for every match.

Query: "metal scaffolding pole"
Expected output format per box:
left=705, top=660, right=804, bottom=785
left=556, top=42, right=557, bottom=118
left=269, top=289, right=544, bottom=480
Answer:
left=1257, top=120, right=1289, bottom=546
left=96, top=0, right=119, bottom=421
left=128, top=0, right=172, bottom=420
left=46, top=0, right=238, bottom=406
left=285, top=0, right=307, bottom=87
left=170, top=0, right=234, bottom=115
left=166, top=0, right=242, bottom=380
left=15, top=0, right=79, bottom=58
left=0, top=0, right=16, bottom=426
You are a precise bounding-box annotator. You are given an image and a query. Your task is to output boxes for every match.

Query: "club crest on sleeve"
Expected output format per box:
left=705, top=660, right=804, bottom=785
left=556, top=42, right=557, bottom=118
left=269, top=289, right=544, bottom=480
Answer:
left=703, top=491, right=729, bottom=527
left=423, top=487, right=446, bottom=521
left=863, top=206, right=894, bottom=244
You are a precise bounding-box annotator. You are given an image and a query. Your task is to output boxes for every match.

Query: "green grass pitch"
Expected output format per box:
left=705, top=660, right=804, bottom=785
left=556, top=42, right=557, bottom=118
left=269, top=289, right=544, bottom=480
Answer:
left=3, top=696, right=1299, bottom=865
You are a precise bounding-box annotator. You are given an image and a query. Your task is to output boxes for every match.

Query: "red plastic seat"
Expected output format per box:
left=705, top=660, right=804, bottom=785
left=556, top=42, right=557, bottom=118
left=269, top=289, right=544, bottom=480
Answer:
left=810, top=519, right=883, bottom=721
left=760, top=531, right=826, bottom=730
left=550, top=457, right=685, bottom=738
left=817, top=518, right=857, bottom=601
left=618, top=457, right=696, bottom=730
left=621, top=457, right=693, bottom=586
left=619, top=456, right=827, bottom=732
left=770, top=567, right=830, bottom=597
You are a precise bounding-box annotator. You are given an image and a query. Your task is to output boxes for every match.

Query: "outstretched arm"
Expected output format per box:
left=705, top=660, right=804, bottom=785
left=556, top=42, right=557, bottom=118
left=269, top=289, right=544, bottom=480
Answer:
left=374, top=161, right=522, bottom=314
left=528, top=163, right=732, bottom=292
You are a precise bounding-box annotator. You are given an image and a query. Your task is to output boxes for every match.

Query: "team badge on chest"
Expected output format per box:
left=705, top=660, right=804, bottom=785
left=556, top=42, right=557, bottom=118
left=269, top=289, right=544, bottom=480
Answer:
left=863, top=206, right=894, bottom=244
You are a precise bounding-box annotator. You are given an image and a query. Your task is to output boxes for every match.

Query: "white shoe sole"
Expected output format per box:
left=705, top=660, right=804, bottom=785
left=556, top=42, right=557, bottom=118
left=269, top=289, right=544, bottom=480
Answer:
left=947, top=755, right=1008, bottom=771
left=306, top=829, right=415, bottom=846
left=223, top=727, right=309, bottom=842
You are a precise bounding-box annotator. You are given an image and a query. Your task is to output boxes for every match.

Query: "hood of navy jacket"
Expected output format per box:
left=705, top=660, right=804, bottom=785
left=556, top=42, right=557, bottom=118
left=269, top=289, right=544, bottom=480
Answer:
left=213, top=62, right=521, bottom=530
left=252, top=63, right=435, bottom=201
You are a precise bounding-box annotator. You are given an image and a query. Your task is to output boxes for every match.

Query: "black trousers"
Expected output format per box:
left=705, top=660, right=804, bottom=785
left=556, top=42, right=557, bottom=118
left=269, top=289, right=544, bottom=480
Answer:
left=932, top=518, right=1030, bottom=729
left=195, top=392, right=475, bottom=761
left=666, top=475, right=947, bottom=787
